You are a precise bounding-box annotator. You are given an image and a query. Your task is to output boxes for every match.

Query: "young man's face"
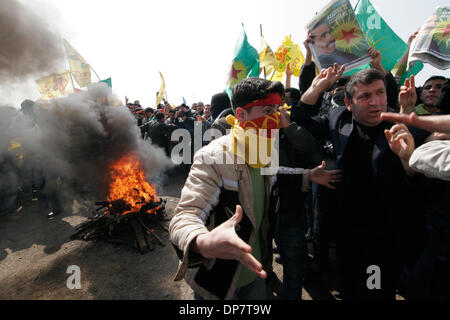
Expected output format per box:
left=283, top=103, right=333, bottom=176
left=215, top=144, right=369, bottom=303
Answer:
left=311, top=23, right=336, bottom=55
left=345, top=80, right=387, bottom=127
left=236, top=104, right=279, bottom=122
left=420, top=79, right=445, bottom=107
left=204, top=105, right=211, bottom=118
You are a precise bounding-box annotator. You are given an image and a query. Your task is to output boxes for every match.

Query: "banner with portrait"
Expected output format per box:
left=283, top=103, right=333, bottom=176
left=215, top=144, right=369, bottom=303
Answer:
left=306, top=0, right=372, bottom=72
left=408, top=7, right=450, bottom=70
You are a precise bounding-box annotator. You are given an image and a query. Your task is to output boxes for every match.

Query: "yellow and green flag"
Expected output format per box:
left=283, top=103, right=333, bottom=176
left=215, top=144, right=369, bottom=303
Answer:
left=350, top=0, right=423, bottom=82
left=225, top=25, right=260, bottom=98
left=64, top=39, right=92, bottom=87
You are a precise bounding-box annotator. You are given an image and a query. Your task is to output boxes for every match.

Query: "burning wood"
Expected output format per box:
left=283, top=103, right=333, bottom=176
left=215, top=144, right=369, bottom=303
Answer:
left=71, top=153, right=168, bottom=254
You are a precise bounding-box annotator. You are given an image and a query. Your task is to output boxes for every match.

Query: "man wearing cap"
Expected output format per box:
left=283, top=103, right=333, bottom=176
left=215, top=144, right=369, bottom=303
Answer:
left=169, top=77, right=320, bottom=300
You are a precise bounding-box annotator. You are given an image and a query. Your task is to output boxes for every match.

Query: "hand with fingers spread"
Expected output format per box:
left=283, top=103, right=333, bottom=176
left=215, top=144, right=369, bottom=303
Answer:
left=311, top=63, right=346, bottom=92
left=385, top=123, right=416, bottom=175
left=302, top=63, right=346, bottom=105
left=191, top=205, right=267, bottom=279
left=399, top=75, right=417, bottom=114
left=310, top=161, right=344, bottom=190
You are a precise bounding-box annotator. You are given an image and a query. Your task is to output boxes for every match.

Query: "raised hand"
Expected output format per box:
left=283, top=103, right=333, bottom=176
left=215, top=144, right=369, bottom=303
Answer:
left=311, top=63, right=346, bottom=93
left=399, top=75, right=417, bottom=114
left=193, top=205, right=267, bottom=279
left=368, top=47, right=386, bottom=75
left=278, top=105, right=291, bottom=129
left=310, top=161, right=344, bottom=190
left=303, top=34, right=313, bottom=66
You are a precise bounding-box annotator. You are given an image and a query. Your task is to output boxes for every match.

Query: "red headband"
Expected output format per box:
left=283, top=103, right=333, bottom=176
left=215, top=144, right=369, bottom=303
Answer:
left=240, top=93, right=283, bottom=110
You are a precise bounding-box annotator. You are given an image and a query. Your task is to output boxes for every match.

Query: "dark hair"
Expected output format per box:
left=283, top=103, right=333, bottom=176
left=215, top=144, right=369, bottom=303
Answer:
left=285, top=88, right=301, bottom=102
left=231, top=77, right=285, bottom=113
left=423, top=76, right=446, bottom=86
left=210, top=92, right=231, bottom=120
left=144, top=107, right=154, bottom=113
left=179, top=110, right=187, bottom=118
left=155, top=111, right=165, bottom=121
left=344, top=68, right=386, bottom=102
left=168, top=109, right=176, bottom=114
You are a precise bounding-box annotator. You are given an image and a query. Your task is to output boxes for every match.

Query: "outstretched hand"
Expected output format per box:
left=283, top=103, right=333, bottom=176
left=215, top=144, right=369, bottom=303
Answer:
left=310, top=161, right=344, bottom=190
left=193, top=205, right=267, bottom=279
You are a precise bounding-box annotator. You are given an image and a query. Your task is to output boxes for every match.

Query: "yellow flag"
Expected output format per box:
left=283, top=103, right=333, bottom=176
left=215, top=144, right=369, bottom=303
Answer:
left=259, top=36, right=277, bottom=77
left=270, top=71, right=285, bottom=82
left=35, top=70, right=75, bottom=100
left=156, top=72, right=166, bottom=106
left=274, top=36, right=305, bottom=78
left=64, top=39, right=92, bottom=87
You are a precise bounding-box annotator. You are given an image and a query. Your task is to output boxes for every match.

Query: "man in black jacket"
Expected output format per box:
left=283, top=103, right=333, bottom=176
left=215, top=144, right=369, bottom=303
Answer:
left=147, top=111, right=178, bottom=157
left=292, top=65, right=428, bottom=300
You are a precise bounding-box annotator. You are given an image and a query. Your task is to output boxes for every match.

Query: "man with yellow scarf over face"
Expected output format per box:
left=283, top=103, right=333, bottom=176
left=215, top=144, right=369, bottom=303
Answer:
left=170, top=77, right=321, bottom=300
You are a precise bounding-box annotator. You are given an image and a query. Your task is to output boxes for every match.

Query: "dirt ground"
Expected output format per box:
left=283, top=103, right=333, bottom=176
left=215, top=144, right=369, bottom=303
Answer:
left=0, top=170, right=343, bottom=300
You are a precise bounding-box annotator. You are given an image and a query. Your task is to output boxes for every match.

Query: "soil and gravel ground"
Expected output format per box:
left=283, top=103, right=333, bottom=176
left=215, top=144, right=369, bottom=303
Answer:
left=0, top=170, right=346, bottom=300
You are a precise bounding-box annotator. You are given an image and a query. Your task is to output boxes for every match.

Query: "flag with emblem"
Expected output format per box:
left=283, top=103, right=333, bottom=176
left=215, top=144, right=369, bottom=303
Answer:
left=306, top=0, right=372, bottom=72
left=270, top=35, right=305, bottom=82
left=225, top=25, right=260, bottom=98
left=408, top=6, right=450, bottom=71
left=351, top=0, right=423, bottom=82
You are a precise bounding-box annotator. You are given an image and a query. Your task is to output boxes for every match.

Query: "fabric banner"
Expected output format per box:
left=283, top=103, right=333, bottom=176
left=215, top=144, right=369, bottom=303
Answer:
left=270, top=36, right=305, bottom=82
left=100, top=77, right=112, bottom=88
left=64, top=39, right=92, bottom=87
left=156, top=72, right=166, bottom=106
left=351, top=0, right=423, bottom=82
left=306, top=0, right=372, bottom=72
left=408, top=7, right=450, bottom=71
left=225, top=25, right=260, bottom=98
left=259, top=35, right=277, bottom=77
left=35, top=70, right=75, bottom=100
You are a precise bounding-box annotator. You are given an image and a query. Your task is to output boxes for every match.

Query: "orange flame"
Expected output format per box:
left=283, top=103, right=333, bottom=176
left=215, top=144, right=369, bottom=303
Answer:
left=107, top=153, right=159, bottom=215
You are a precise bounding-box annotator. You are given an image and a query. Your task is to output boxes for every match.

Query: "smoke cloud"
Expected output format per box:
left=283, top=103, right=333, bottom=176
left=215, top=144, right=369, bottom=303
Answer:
left=0, top=0, right=65, bottom=84
left=0, top=84, right=170, bottom=204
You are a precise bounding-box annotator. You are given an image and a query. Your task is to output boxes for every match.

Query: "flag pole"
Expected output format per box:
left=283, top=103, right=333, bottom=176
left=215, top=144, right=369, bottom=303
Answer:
left=260, top=24, right=267, bottom=80
left=89, top=65, right=102, bottom=82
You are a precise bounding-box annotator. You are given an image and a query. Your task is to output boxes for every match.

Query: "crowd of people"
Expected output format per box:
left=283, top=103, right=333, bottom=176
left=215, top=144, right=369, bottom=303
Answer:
left=169, top=32, right=450, bottom=301
left=1, top=29, right=449, bottom=302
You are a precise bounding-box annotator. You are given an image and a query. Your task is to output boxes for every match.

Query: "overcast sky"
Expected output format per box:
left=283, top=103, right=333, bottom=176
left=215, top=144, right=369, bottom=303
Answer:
left=2, top=0, right=450, bottom=108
